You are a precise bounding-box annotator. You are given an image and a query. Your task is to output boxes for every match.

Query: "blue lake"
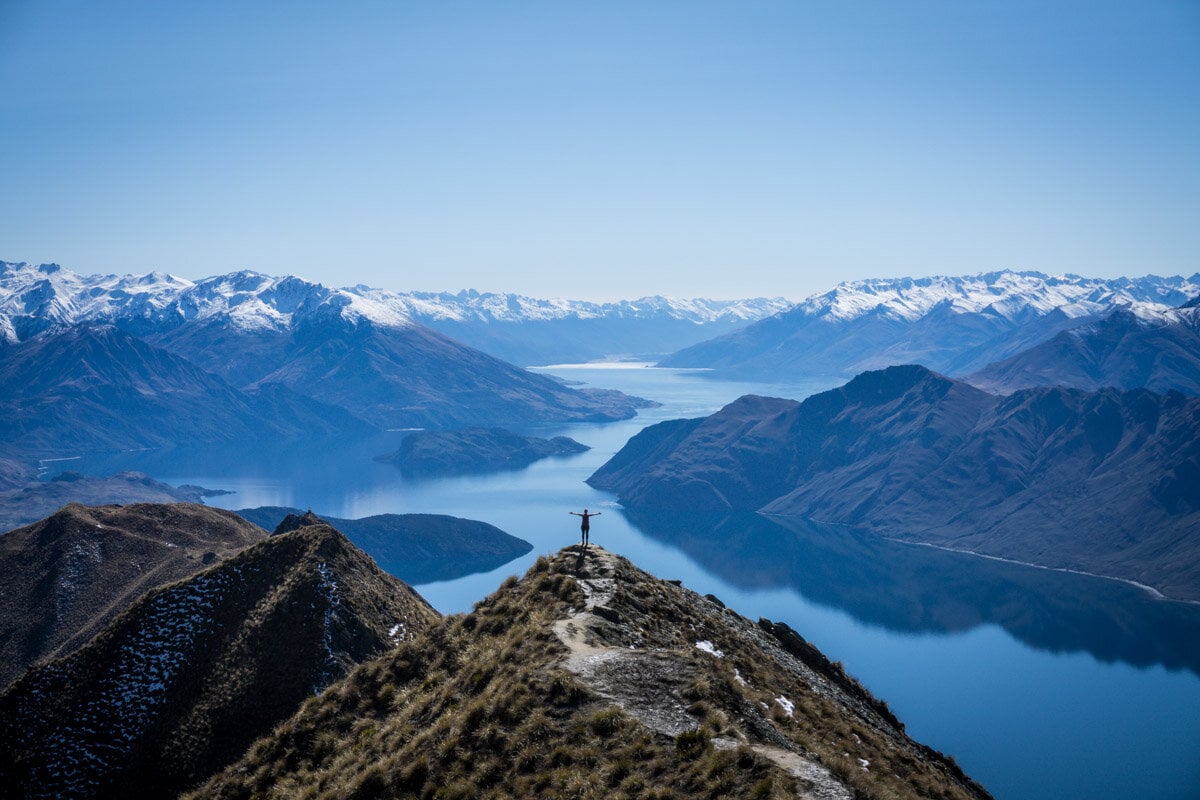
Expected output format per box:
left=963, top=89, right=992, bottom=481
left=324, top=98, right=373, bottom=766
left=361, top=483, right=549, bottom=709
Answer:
left=64, top=364, right=1200, bottom=800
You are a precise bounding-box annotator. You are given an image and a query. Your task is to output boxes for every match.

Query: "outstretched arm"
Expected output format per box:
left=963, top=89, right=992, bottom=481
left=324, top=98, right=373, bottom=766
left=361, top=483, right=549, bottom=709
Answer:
left=568, top=511, right=581, bottom=516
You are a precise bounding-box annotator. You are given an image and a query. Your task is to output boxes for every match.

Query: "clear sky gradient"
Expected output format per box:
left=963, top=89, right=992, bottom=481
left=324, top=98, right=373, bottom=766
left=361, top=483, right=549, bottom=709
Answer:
left=2, top=1, right=1197, bottom=300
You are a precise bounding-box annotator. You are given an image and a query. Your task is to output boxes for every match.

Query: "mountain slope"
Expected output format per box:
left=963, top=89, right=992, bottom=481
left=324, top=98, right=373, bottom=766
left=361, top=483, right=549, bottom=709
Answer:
left=590, top=366, right=1200, bottom=600
left=0, top=324, right=371, bottom=456
left=661, top=270, right=1200, bottom=380
left=967, top=307, right=1200, bottom=395
left=247, top=312, right=649, bottom=428
left=0, top=503, right=265, bottom=689
left=0, top=522, right=438, bottom=800
left=1, top=263, right=652, bottom=432
left=190, top=546, right=990, bottom=800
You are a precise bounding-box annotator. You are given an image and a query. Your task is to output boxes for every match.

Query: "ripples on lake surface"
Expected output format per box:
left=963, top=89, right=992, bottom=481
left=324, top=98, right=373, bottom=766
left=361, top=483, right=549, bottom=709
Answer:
left=60, top=365, right=1200, bottom=800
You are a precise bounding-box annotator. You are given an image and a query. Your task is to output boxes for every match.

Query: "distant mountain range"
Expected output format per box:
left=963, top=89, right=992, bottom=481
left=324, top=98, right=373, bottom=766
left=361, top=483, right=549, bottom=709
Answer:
left=966, top=305, right=1200, bottom=395
left=362, top=289, right=794, bottom=364
left=661, top=271, right=1200, bottom=384
left=589, top=365, right=1200, bottom=601
left=0, top=261, right=789, bottom=365
left=0, top=262, right=656, bottom=457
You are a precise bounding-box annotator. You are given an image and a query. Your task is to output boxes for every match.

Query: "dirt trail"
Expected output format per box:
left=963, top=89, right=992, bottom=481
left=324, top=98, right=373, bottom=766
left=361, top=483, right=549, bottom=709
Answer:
left=551, top=545, right=851, bottom=800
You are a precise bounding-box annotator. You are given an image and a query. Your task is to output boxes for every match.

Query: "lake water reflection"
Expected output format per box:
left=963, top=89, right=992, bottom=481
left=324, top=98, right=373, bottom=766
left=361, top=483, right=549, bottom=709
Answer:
left=61, top=364, right=1200, bottom=800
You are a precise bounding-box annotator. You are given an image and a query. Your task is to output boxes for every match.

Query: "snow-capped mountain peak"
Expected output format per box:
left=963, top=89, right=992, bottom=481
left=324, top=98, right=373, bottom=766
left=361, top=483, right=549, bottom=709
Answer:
left=796, top=270, right=1200, bottom=324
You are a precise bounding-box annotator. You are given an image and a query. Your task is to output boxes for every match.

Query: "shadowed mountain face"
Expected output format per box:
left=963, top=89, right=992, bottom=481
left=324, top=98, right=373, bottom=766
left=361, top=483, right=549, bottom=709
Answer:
left=235, top=506, right=533, bottom=584
left=589, top=365, right=1200, bottom=601
left=967, top=308, right=1200, bottom=396
left=0, top=265, right=653, bottom=464
left=186, top=547, right=990, bottom=800
left=234, top=315, right=650, bottom=429
left=375, top=426, right=590, bottom=477
left=622, top=509, right=1200, bottom=676
left=0, top=503, right=266, bottom=689
left=0, top=523, right=439, bottom=800
left=0, top=325, right=371, bottom=457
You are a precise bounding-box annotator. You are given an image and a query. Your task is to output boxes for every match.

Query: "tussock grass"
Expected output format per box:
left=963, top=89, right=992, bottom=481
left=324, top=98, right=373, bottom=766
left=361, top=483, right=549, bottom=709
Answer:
left=189, top=548, right=991, bottom=800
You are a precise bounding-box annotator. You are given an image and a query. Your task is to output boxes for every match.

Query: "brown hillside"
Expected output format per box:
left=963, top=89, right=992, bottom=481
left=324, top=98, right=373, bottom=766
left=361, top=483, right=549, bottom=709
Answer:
left=0, top=523, right=439, bottom=800
left=191, top=545, right=990, bottom=800
left=0, top=502, right=266, bottom=689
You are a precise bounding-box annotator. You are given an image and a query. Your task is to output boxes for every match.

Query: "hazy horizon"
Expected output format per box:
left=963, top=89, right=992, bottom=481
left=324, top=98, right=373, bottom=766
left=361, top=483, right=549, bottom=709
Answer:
left=2, top=1, right=1197, bottom=301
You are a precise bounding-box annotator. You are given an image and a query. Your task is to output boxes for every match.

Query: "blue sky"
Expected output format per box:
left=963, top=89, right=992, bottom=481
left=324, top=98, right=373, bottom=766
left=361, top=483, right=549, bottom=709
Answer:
left=1, top=1, right=1197, bottom=300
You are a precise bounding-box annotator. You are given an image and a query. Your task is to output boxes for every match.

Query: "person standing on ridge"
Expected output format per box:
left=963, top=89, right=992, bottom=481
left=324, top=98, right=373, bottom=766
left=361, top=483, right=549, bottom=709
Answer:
left=569, top=508, right=601, bottom=548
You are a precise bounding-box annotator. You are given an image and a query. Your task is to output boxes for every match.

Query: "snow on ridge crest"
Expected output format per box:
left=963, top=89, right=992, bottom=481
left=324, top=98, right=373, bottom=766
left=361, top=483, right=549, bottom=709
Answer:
left=0, top=261, right=194, bottom=329
left=796, top=270, right=1200, bottom=324
left=349, top=287, right=793, bottom=324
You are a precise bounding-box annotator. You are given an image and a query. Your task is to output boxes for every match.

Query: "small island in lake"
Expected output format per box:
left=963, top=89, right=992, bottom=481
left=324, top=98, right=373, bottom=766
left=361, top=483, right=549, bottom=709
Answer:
left=375, top=426, right=590, bottom=477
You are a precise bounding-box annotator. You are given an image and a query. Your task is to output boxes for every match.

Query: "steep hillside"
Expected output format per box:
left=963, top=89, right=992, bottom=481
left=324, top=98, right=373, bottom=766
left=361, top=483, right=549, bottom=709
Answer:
left=590, top=366, right=1200, bottom=600
left=967, top=307, right=1200, bottom=395
left=244, top=313, right=648, bottom=428
left=0, top=324, right=370, bottom=457
left=661, top=270, right=1200, bottom=380
left=0, top=503, right=265, bottom=689
left=190, top=546, right=990, bottom=800
left=0, top=523, right=438, bottom=800
left=235, top=506, right=533, bottom=583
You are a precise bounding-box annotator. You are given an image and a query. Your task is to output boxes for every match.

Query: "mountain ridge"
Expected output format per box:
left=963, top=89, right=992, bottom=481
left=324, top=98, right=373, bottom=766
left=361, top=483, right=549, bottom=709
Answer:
left=188, top=545, right=991, bottom=800
left=661, top=270, right=1200, bottom=380
left=0, top=502, right=266, bottom=689
left=966, top=306, right=1200, bottom=395
left=0, top=521, right=439, bottom=800
left=590, top=365, right=1200, bottom=600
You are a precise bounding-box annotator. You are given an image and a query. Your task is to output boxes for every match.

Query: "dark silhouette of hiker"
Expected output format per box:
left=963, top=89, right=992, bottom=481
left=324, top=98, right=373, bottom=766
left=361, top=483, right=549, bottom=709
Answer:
left=569, top=508, right=601, bottom=547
